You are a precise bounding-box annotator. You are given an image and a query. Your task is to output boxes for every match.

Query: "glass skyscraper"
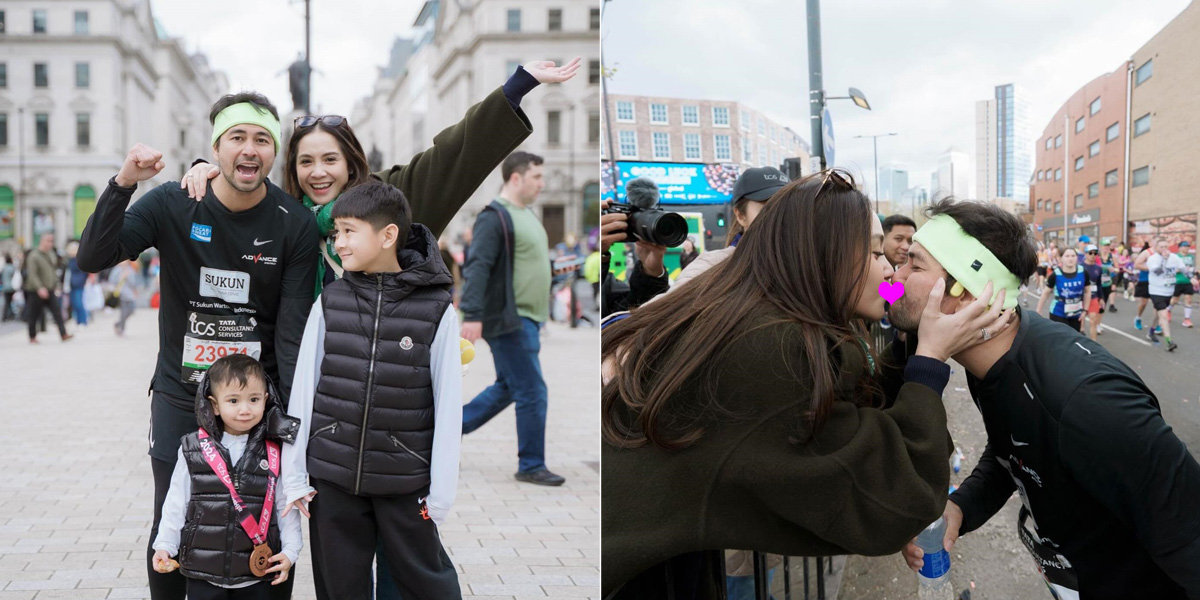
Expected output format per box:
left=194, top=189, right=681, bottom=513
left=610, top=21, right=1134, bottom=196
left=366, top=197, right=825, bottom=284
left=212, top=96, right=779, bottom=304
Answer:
left=995, top=84, right=1033, bottom=201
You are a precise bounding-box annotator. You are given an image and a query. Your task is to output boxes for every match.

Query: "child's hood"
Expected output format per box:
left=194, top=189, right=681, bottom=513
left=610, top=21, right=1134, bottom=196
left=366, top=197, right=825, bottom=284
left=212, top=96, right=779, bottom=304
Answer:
left=194, top=371, right=300, bottom=446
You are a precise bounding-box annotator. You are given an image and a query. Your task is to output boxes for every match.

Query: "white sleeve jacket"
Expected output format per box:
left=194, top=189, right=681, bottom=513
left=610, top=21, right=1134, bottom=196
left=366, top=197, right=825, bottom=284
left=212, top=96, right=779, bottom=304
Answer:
left=282, top=302, right=463, bottom=524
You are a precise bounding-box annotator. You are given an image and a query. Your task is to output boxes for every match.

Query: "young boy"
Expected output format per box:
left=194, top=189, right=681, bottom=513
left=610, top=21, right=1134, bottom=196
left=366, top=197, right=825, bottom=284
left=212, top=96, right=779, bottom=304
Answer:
left=281, top=181, right=463, bottom=598
left=152, top=354, right=303, bottom=599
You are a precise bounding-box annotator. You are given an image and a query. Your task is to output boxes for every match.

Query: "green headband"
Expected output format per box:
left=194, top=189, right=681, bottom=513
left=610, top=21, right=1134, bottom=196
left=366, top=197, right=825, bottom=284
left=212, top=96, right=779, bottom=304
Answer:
left=211, top=103, right=281, bottom=153
left=912, top=215, right=1021, bottom=310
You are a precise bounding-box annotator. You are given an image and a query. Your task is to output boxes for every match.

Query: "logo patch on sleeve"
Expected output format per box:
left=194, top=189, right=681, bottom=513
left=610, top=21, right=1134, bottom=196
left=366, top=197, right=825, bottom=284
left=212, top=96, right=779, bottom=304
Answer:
left=190, top=223, right=213, bottom=243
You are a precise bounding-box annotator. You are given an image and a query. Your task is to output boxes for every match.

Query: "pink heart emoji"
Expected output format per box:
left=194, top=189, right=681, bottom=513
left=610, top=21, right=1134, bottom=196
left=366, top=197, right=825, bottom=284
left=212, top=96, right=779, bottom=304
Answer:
left=879, top=281, right=904, bottom=303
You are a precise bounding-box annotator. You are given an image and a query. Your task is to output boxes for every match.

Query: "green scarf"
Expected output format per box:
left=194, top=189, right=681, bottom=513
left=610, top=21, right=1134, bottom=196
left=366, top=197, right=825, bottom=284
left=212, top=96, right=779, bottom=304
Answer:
left=302, top=195, right=342, bottom=299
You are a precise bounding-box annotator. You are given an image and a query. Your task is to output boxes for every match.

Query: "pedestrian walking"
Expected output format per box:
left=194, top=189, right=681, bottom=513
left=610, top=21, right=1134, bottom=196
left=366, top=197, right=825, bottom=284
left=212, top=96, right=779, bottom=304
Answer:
left=23, top=233, right=72, bottom=344
left=110, top=259, right=140, bottom=336
left=461, top=151, right=576, bottom=486
left=1, top=254, right=16, bottom=321
left=67, top=242, right=91, bottom=327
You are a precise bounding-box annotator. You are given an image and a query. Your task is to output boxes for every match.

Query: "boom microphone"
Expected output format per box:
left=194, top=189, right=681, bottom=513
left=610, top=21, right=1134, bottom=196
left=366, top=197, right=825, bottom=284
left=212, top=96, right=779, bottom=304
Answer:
left=625, top=177, right=661, bottom=209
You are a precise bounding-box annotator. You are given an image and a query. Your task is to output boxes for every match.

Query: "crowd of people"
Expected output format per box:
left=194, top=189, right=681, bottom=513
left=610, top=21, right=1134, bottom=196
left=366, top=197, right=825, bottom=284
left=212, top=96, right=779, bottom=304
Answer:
left=599, top=167, right=1200, bottom=600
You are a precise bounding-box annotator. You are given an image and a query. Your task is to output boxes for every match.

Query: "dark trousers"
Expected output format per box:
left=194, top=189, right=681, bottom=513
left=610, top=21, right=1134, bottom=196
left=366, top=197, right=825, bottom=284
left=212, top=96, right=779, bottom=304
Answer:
left=185, top=578, right=270, bottom=600
left=1, top=291, right=14, bottom=320
left=461, top=317, right=548, bottom=473
left=147, top=410, right=295, bottom=600
left=25, top=291, right=66, bottom=340
left=309, top=478, right=460, bottom=600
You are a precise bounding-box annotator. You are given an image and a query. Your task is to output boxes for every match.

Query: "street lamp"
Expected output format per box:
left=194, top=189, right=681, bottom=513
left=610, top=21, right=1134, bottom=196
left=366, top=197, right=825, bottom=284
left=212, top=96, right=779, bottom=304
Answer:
left=806, top=0, right=871, bottom=170
left=854, top=132, right=898, bottom=214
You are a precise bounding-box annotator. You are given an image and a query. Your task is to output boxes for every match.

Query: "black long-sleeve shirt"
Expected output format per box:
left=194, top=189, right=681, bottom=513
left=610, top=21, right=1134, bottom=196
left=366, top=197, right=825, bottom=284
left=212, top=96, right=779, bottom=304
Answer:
left=77, top=178, right=318, bottom=408
left=950, top=310, right=1200, bottom=599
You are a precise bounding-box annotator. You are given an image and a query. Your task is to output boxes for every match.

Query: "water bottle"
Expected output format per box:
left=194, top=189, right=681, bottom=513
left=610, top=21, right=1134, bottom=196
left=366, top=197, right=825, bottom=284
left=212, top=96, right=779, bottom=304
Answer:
left=916, top=517, right=952, bottom=599
left=952, top=448, right=964, bottom=474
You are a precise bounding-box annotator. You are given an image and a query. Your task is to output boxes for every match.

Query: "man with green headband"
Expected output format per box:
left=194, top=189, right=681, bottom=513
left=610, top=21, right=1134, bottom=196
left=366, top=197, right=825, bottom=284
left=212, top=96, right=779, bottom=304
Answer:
left=892, top=199, right=1200, bottom=598
left=78, top=91, right=317, bottom=600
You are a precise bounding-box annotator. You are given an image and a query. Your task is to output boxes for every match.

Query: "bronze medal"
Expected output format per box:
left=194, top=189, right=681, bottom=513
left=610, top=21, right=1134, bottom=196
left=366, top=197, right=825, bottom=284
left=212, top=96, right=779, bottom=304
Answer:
left=250, top=543, right=272, bottom=577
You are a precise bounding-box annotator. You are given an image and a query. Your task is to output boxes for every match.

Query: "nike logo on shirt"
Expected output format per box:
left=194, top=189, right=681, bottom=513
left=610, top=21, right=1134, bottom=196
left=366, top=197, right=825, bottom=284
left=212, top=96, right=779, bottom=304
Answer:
left=253, top=239, right=273, bottom=246
left=1012, top=436, right=1030, bottom=447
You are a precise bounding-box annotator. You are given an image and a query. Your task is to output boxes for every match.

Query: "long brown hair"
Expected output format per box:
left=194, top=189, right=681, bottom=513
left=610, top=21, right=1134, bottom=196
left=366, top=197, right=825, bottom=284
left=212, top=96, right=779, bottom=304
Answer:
left=602, top=170, right=883, bottom=450
left=283, top=118, right=373, bottom=200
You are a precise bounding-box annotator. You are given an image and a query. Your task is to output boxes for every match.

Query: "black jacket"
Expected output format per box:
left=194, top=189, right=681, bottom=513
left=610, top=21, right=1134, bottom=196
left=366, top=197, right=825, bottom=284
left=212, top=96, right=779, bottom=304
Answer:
left=600, top=257, right=670, bottom=319
left=460, top=200, right=522, bottom=339
left=179, top=373, right=300, bottom=586
left=307, top=224, right=454, bottom=497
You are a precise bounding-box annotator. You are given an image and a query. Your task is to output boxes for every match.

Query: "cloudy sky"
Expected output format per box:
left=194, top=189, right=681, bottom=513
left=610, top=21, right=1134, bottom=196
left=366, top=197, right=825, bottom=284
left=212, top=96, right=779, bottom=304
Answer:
left=151, top=0, right=425, bottom=118
left=603, top=0, right=1190, bottom=197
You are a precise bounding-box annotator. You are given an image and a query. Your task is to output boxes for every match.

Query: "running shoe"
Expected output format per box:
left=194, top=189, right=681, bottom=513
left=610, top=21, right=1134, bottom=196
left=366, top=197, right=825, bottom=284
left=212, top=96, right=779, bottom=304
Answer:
left=1109, top=305, right=1118, bottom=313
left=1183, top=318, right=1193, bottom=328
left=1167, top=341, right=1178, bottom=352
left=1154, top=325, right=1163, bottom=335
left=1148, top=329, right=1160, bottom=344
left=1135, top=317, right=1143, bottom=330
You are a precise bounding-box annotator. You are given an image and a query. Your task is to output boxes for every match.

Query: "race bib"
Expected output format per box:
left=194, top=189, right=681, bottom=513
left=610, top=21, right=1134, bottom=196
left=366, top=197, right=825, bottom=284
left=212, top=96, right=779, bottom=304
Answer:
left=1018, top=508, right=1079, bottom=599
left=1100, top=274, right=1111, bottom=286
left=181, top=312, right=262, bottom=384
left=1064, top=300, right=1083, bottom=316
left=199, top=267, right=251, bottom=305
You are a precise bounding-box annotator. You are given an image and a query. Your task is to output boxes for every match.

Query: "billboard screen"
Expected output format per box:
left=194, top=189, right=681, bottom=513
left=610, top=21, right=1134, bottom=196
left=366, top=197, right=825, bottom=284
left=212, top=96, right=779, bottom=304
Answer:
left=602, top=161, right=739, bottom=205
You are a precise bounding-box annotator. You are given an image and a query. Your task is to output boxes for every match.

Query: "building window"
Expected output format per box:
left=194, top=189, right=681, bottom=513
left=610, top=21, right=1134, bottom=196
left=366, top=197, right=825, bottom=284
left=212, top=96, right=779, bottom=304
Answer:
left=506, top=9, right=521, bottom=32
left=650, top=103, right=668, bottom=125
left=1074, top=194, right=1083, bottom=209
left=1105, top=169, right=1118, bottom=187
left=506, top=60, right=521, bottom=77
left=759, top=145, right=767, bottom=166
left=75, top=10, right=88, bottom=35
left=1088, top=140, right=1099, bottom=157
left=0, top=63, right=6, bottom=88
left=616, top=101, right=634, bottom=123
left=684, top=133, right=701, bottom=160
left=1054, top=168, right=1062, bottom=181
left=1134, top=113, right=1151, bottom=137
left=548, top=9, right=562, bottom=31
left=1055, top=135, right=1062, bottom=148
left=1054, top=201, right=1061, bottom=214
left=652, top=132, right=671, bottom=159
left=1075, top=156, right=1084, bottom=171
left=618, top=131, right=637, bottom=158
left=180, top=129, right=186, bottom=147
left=588, top=111, right=599, bottom=144
left=76, top=113, right=90, bottom=147
left=1075, top=116, right=1085, bottom=133
left=0, top=11, right=6, bottom=34
left=712, top=106, right=730, bottom=127
left=547, top=111, right=561, bottom=145
left=1089, top=97, right=1101, bottom=116
left=0, top=113, right=7, bottom=146
left=1037, top=199, right=1043, bottom=211
left=1045, top=138, right=1052, bottom=150
left=1106, top=122, right=1119, bottom=142
left=33, top=9, right=47, bottom=33
left=1037, top=170, right=1043, bottom=181
left=76, top=63, right=89, bottom=88
left=1088, top=182, right=1099, bottom=198
left=1132, top=166, right=1150, bottom=187
left=34, top=63, right=48, bottom=88
left=742, top=137, right=752, bottom=162
left=714, top=134, right=731, bottom=161
left=758, top=118, right=766, bottom=136
left=740, top=110, right=749, bottom=132
left=1136, top=59, right=1153, bottom=86
left=589, top=60, right=600, bottom=85
left=590, top=8, right=600, bottom=30
left=681, top=105, right=699, bottom=126
left=35, top=113, right=49, bottom=146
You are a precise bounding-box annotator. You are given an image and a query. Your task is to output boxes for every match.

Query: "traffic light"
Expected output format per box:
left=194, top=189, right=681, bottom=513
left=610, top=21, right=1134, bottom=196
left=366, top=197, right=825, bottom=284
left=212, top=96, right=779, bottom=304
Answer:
left=716, top=213, right=726, bottom=228
left=782, top=157, right=804, bottom=181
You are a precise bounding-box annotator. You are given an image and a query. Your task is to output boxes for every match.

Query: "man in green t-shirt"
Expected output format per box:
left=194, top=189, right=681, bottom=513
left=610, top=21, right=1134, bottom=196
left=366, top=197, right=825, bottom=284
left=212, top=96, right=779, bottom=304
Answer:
left=460, top=152, right=573, bottom=486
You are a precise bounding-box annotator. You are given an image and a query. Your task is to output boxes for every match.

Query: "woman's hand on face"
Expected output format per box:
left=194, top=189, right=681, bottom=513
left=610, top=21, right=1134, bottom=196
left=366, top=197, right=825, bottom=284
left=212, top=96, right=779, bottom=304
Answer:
left=180, top=163, right=221, bottom=200
left=914, top=280, right=1015, bottom=362
left=524, top=57, right=582, bottom=84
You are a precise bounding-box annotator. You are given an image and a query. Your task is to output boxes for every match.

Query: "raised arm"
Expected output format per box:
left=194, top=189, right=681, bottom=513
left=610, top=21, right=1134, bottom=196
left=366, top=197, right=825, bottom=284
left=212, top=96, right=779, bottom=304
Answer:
left=76, top=144, right=166, bottom=272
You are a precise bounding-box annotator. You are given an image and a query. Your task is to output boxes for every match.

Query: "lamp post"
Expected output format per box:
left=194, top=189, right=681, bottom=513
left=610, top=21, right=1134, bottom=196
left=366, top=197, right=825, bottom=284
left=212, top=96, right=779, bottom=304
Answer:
left=806, top=0, right=871, bottom=171
left=854, top=133, right=898, bottom=214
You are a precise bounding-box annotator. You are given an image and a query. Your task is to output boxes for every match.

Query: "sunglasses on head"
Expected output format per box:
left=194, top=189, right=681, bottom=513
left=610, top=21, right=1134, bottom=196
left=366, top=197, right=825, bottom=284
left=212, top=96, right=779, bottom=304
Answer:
left=294, top=115, right=347, bottom=128
left=815, top=169, right=853, bottom=197
left=1087, top=250, right=1098, bottom=254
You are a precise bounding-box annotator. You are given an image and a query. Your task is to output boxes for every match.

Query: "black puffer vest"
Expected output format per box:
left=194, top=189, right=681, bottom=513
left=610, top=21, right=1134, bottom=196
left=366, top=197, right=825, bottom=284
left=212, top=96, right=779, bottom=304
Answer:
left=179, top=373, right=300, bottom=586
left=307, top=224, right=454, bottom=496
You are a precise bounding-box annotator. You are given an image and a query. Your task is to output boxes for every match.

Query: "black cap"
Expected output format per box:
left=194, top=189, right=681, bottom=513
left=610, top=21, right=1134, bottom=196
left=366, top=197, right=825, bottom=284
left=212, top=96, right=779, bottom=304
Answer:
left=731, top=167, right=789, bottom=202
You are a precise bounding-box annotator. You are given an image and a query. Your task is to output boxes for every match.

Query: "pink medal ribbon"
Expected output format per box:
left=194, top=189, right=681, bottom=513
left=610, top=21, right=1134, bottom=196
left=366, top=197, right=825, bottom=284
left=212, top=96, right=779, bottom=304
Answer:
left=197, top=428, right=280, bottom=576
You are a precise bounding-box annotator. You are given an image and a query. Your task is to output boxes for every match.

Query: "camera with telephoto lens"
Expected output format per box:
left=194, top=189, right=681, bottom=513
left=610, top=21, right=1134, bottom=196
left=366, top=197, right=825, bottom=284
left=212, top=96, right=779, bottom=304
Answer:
left=603, top=177, right=689, bottom=247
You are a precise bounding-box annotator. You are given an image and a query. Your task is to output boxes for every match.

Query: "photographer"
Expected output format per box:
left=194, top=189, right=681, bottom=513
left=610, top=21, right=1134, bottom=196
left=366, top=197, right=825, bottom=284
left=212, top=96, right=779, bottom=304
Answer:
left=600, top=177, right=678, bottom=318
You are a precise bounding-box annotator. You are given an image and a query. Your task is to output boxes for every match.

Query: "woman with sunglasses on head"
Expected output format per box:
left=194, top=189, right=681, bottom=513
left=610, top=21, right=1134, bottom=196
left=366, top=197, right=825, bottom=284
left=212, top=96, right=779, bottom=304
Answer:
left=600, top=171, right=1015, bottom=599
left=183, top=59, right=581, bottom=297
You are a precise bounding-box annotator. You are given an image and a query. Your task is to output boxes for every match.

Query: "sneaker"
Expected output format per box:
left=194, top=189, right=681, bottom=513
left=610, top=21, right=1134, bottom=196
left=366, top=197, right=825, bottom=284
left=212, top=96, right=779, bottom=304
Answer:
left=514, top=469, right=566, bottom=487
left=1148, top=330, right=1159, bottom=344
left=1135, top=317, right=1143, bottom=330
left=61, top=333, right=73, bottom=342
left=1167, top=341, right=1179, bottom=352
left=1154, top=325, right=1163, bottom=335
left=1184, top=319, right=1193, bottom=328
left=1109, top=305, right=1118, bottom=313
